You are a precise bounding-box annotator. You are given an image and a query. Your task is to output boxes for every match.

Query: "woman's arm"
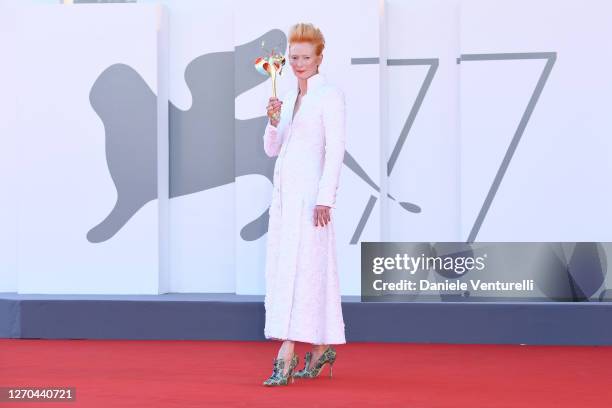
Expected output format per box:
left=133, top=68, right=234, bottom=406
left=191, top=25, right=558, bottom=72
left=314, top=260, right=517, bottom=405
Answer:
left=263, top=96, right=284, bottom=157
left=263, top=121, right=283, bottom=157
left=316, top=88, right=346, bottom=208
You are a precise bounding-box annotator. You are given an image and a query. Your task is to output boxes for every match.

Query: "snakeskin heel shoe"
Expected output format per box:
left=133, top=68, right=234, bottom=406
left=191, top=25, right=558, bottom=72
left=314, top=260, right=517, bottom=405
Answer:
left=293, top=346, right=337, bottom=379
left=262, top=354, right=299, bottom=386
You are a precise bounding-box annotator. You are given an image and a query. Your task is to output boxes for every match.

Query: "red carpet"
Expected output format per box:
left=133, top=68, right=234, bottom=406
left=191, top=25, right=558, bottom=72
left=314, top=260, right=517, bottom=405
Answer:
left=1, top=339, right=611, bottom=407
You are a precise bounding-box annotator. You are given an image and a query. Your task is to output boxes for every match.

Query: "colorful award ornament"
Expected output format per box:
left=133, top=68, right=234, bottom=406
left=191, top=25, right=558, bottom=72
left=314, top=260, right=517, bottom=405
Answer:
left=254, top=42, right=286, bottom=122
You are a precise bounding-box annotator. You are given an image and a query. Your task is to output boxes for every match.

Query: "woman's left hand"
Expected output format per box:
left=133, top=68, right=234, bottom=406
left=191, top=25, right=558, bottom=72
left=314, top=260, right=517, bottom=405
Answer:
left=313, top=205, right=331, bottom=227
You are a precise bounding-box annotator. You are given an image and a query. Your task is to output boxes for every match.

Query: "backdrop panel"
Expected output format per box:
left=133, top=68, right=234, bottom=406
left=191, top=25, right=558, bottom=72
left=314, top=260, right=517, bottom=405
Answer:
left=0, top=1, right=19, bottom=292
left=386, top=0, right=461, bottom=244
left=16, top=4, right=169, bottom=294
left=140, top=0, right=236, bottom=293
left=460, top=0, right=612, bottom=243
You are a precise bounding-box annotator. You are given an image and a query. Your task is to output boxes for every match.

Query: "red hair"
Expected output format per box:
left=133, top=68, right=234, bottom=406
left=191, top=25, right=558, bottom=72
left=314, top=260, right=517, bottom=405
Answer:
left=288, top=23, right=325, bottom=56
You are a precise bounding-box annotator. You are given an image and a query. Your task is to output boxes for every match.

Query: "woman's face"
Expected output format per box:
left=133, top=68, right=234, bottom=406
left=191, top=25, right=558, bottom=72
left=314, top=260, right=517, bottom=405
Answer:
left=289, top=42, right=322, bottom=81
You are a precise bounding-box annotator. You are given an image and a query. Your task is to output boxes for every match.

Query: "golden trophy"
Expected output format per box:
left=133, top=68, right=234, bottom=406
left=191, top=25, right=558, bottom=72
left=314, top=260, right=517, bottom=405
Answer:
left=254, top=42, right=286, bottom=122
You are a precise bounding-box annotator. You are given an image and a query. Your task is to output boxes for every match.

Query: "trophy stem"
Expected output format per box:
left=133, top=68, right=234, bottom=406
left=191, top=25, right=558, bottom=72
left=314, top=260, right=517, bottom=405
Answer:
left=271, top=69, right=277, bottom=98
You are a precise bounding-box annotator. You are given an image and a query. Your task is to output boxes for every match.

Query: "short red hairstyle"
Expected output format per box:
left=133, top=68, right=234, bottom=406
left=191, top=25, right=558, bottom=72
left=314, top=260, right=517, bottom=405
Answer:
left=288, top=23, right=325, bottom=56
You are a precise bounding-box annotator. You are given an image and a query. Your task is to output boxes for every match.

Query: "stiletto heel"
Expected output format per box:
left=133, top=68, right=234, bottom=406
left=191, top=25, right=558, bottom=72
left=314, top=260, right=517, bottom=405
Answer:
left=262, top=354, right=299, bottom=386
left=329, top=362, right=333, bottom=378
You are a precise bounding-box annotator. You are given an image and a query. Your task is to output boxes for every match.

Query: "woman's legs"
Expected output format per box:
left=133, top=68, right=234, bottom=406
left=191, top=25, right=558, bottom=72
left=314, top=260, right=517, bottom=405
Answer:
left=277, top=340, right=295, bottom=374
left=309, top=344, right=328, bottom=364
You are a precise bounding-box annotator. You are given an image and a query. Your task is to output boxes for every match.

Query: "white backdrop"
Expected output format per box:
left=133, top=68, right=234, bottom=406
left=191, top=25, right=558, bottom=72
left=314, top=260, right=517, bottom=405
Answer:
left=386, top=0, right=461, bottom=243
left=460, top=0, right=612, bottom=242
left=0, top=1, right=19, bottom=292
left=140, top=0, right=236, bottom=293
left=2, top=0, right=611, bottom=295
left=15, top=4, right=168, bottom=294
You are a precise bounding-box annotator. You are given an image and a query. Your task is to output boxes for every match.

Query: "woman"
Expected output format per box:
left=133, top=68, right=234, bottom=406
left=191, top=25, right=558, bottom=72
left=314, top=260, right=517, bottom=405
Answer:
left=262, top=22, right=346, bottom=387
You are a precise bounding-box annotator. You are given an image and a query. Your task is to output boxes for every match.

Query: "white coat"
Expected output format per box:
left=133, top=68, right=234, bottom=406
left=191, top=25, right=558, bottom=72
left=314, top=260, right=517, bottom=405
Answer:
left=263, top=73, right=346, bottom=345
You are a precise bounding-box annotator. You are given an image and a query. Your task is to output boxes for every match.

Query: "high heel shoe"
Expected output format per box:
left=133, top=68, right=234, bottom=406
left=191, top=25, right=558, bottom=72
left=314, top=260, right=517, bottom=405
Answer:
left=293, top=346, right=336, bottom=379
left=262, top=354, right=299, bottom=386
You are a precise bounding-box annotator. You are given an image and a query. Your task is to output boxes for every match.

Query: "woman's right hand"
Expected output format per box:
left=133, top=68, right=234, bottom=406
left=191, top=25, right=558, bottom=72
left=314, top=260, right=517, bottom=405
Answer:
left=267, top=97, right=282, bottom=127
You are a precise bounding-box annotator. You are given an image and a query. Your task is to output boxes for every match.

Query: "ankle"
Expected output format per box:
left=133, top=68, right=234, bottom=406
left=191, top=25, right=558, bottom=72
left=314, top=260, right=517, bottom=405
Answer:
left=312, top=345, right=327, bottom=353
left=277, top=341, right=295, bottom=358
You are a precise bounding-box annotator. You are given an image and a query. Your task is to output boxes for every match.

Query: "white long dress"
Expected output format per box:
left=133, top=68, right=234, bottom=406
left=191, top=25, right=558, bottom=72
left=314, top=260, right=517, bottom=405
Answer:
left=262, top=73, right=346, bottom=345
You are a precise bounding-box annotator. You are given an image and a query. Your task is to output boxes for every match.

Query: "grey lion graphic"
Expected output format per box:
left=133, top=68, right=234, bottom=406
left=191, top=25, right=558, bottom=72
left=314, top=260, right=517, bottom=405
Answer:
left=87, top=30, right=287, bottom=243
left=88, top=29, right=420, bottom=244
